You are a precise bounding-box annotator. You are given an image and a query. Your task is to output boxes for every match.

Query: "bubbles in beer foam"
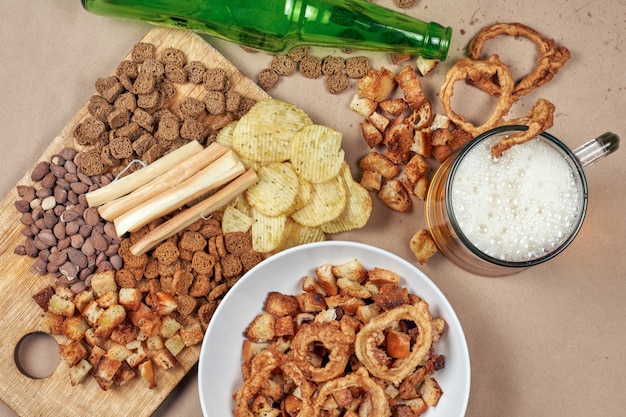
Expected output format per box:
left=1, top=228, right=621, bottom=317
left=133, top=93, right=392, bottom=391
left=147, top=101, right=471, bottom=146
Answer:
left=451, top=137, right=583, bottom=262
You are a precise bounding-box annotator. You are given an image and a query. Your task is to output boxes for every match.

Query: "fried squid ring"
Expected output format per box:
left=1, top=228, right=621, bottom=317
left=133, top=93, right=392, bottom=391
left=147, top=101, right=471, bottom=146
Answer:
left=440, top=55, right=515, bottom=138
left=468, top=22, right=570, bottom=98
left=354, top=302, right=433, bottom=385
left=290, top=321, right=354, bottom=382
left=491, top=98, right=556, bottom=157
left=307, top=367, right=392, bottom=417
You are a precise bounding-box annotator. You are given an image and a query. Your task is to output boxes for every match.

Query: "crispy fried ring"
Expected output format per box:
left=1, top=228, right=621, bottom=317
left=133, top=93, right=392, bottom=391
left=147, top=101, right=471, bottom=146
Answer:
left=306, top=367, right=391, bottom=417
left=491, top=98, right=556, bottom=157
left=233, top=347, right=316, bottom=417
left=440, top=55, right=515, bottom=138
left=290, top=321, right=354, bottom=382
left=468, top=22, right=570, bottom=98
left=354, top=302, right=433, bottom=385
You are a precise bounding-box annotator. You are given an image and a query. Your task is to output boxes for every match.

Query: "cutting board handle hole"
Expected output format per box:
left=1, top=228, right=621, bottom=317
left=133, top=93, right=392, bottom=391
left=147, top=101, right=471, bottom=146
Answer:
left=14, top=332, right=60, bottom=379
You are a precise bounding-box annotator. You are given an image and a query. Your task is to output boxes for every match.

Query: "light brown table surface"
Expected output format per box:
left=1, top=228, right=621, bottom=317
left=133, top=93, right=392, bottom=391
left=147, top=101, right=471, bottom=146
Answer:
left=1, top=1, right=625, bottom=416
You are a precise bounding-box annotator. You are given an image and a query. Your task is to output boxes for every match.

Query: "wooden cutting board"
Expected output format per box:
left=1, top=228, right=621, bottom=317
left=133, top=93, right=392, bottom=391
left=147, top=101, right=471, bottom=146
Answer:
left=0, top=27, right=269, bottom=417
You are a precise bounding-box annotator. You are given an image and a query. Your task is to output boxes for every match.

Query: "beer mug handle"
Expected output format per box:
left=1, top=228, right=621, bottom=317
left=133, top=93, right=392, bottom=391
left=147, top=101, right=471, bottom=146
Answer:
left=573, top=132, right=620, bottom=168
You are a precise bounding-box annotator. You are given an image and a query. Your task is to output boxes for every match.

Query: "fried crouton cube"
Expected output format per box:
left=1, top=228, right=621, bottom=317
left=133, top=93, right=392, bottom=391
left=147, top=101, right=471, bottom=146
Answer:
left=360, top=120, right=384, bottom=148
left=404, top=154, right=429, bottom=186
left=411, top=129, right=432, bottom=158
left=386, top=329, right=411, bottom=359
left=416, top=56, right=439, bottom=77
left=360, top=170, right=382, bottom=191
left=81, top=300, right=103, bottom=327
left=119, top=287, right=142, bottom=311
left=96, top=291, right=119, bottom=308
left=396, top=65, right=427, bottom=110
left=130, top=303, right=161, bottom=337
left=151, top=348, right=177, bottom=370
left=349, top=94, right=378, bottom=118
left=91, top=270, right=118, bottom=297
left=378, top=179, right=412, bottom=212
left=432, top=317, right=446, bottom=343
left=358, top=67, right=397, bottom=102
left=367, top=268, right=401, bottom=286
left=152, top=291, right=178, bottom=316
left=244, top=313, right=276, bottom=342
left=368, top=111, right=391, bottom=133
left=337, top=278, right=372, bottom=299
left=72, top=290, right=95, bottom=313
left=274, top=316, right=295, bottom=337
left=32, top=286, right=54, bottom=311
left=419, top=377, right=444, bottom=406
left=146, top=335, right=165, bottom=351
left=180, top=319, right=204, bottom=346
left=110, top=320, right=139, bottom=345
left=241, top=340, right=270, bottom=364
left=107, top=343, right=133, bottom=362
left=69, top=359, right=93, bottom=386
left=379, top=98, right=408, bottom=115
left=359, top=152, right=399, bottom=180
left=410, top=229, right=438, bottom=265
left=324, top=293, right=366, bottom=315
left=94, top=356, right=122, bottom=386
left=139, top=359, right=157, bottom=389
left=48, top=294, right=75, bottom=317
left=125, top=343, right=147, bottom=368
left=94, top=304, right=127, bottom=338
left=38, top=312, right=65, bottom=334
left=62, top=315, right=90, bottom=340
left=315, top=263, right=339, bottom=296
left=302, top=275, right=327, bottom=296
left=159, top=315, right=182, bottom=338
left=84, top=328, right=106, bottom=348
left=165, top=334, right=186, bottom=357
left=59, top=340, right=88, bottom=368
left=384, top=123, right=414, bottom=165
left=357, top=304, right=381, bottom=324
left=432, top=145, right=452, bottom=163
left=263, top=292, right=300, bottom=317
left=332, top=259, right=367, bottom=283
left=88, top=345, right=106, bottom=367
left=113, top=362, right=137, bottom=387
left=412, top=176, right=429, bottom=200
left=296, top=292, right=327, bottom=313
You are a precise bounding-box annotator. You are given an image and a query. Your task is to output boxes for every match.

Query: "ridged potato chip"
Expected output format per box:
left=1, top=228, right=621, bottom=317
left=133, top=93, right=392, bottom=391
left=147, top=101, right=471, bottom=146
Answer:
left=321, top=162, right=373, bottom=233
left=272, top=218, right=326, bottom=253
left=251, top=209, right=287, bottom=253
left=232, top=99, right=313, bottom=163
left=221, top=205, right=253, bottom=234
left=291, top=176, right=347, bottom=227
left=215, top=120, right=237, bottom=148
left=245, top=162, right=299, bottom=217
left=290, top=124, right=345, bottom=183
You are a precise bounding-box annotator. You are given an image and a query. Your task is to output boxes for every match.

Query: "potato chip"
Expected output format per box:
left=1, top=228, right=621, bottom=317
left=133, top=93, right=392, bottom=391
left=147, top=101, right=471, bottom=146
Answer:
left=245, top=162, right=299, bottom=217
left=232, top=99, right=312, bottom=163
left=221, top=205, right=253, bottom=233
left=290, top=124, right=345, bottom=183
left=321, top=162, right=372, bottom=233
left=287, top=176, right=313, bottom=215
left=215, top=120, right=237, bottom=148
left=272, top=218, right=326, bottom=253
left=227, top=193, right=253, bottom=217
left=291, top=176, right=347, bottom=227
left=251, top=209, right=287, bottom=253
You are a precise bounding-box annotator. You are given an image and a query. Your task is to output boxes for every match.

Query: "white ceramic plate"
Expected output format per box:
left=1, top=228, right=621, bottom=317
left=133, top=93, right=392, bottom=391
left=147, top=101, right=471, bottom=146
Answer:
left=198, top=241, right=470, bottom=416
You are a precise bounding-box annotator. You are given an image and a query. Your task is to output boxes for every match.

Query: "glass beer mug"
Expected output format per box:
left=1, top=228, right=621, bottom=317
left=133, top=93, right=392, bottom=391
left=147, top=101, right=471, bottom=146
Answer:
left=425, top=125, right=619, bottom=277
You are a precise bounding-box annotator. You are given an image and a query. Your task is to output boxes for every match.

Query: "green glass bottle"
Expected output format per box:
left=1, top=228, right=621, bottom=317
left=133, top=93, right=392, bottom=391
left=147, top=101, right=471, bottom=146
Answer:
left=81, top=0, right=452, bottom=60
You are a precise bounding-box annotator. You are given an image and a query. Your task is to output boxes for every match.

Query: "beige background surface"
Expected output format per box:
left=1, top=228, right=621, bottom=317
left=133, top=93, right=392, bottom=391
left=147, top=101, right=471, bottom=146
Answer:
left=1, top=1, right=625, bottom=416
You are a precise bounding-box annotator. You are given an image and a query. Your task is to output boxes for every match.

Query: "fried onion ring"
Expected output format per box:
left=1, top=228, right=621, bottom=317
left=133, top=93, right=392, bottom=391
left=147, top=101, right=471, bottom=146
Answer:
left=440, top=55, right=515, bottom=137
left=491, top=98, right=556, bottom=157
left=307, top=367, right=392, bottom=417
left=354, top=302, right=433, bottom=385
left=468, top=22, right=570, bottom=98
left=290, top=321, right=354, bottom=382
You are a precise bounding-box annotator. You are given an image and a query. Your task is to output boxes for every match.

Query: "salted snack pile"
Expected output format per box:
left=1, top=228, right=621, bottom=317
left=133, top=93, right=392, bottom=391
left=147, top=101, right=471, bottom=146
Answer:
left=234, top=259, right=446, bottom=417
left=75, top=41, right=257, bottom=178
left=33, top=211, right=265, bottom=390
left=214, top=99, right=373, bottom=253
left=348, top=22, right=570, bottom=265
